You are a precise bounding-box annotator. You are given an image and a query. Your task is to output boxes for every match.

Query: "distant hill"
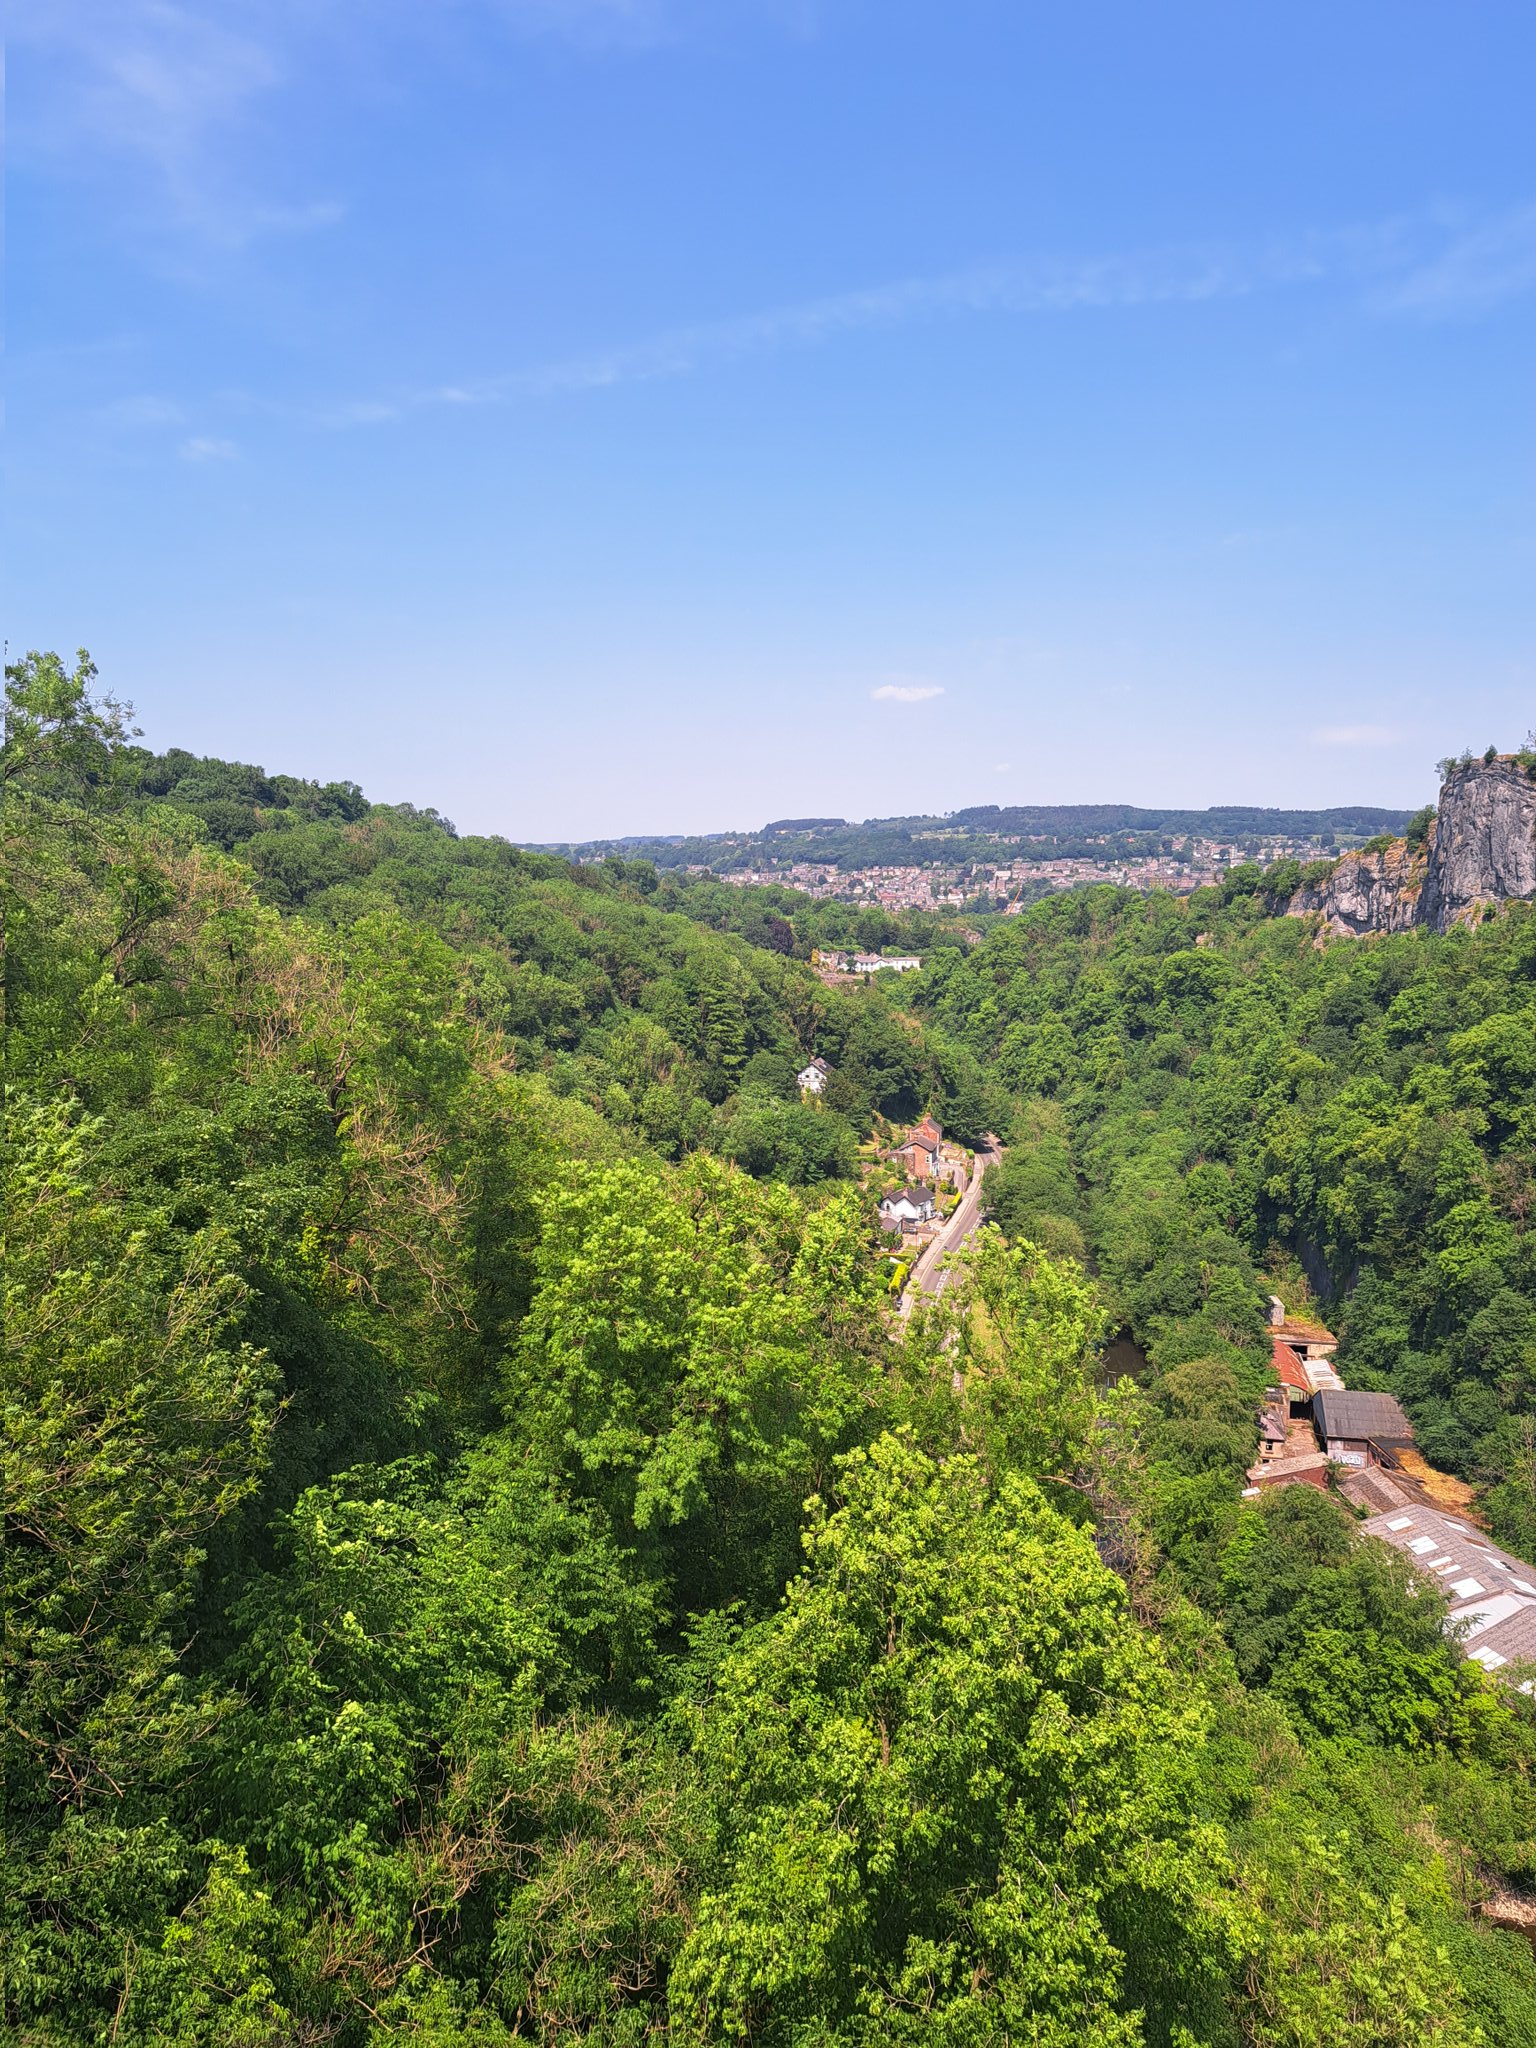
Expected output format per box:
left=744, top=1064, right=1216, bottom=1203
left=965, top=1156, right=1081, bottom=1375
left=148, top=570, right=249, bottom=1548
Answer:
left=538, top=802, right=1414, bottom=873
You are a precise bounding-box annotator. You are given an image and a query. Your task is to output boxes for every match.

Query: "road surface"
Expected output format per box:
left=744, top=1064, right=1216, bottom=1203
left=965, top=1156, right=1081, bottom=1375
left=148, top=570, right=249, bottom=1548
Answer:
left=896, top=1135, right=1003, bottom=1317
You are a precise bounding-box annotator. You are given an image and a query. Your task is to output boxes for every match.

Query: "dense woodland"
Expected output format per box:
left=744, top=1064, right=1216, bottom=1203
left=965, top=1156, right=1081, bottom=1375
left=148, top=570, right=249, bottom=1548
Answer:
left=8, top=650, right=1536, bottom=2046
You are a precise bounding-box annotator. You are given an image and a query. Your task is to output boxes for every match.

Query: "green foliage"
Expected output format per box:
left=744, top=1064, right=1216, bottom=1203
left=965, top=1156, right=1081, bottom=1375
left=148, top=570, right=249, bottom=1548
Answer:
left=673, top=1434, right=1235, bottom=2046
left=4, top=1096, right=278, bottom=1821
left=10, top=654, right=1536, bottom=2045
left=915, top=879, right=1536, bottom=1525
left=506, top=1157, right=883, bottom=1614
left=1216, top=1489, right=1502, bottom=1755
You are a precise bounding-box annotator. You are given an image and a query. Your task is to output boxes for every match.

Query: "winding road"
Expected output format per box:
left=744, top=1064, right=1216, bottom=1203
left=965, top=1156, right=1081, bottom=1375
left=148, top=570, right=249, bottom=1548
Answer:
left=896, top=1134, right=1003, bottom=1317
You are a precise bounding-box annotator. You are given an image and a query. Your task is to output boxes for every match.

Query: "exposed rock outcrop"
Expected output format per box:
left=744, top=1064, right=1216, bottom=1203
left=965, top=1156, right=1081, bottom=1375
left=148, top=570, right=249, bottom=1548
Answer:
left=1288, top=756, right=1536, bottom=937
left=1419, top=757, right=1536, bottom=930
left=1288, top=837, right=1428, bottom=935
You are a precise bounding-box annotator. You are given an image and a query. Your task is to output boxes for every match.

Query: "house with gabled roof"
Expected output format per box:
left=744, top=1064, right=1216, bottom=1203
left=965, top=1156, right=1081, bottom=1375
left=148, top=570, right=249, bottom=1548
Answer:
left=879, top=1185, right=937, bottom=1234
left=886, top=1117, right=944, bottom=1184
left=1270, top=1337, right=1313, bottom=1401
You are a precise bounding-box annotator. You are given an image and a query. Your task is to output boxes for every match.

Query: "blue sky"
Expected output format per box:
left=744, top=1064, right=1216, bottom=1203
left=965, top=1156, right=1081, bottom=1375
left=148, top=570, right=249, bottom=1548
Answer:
left=12, top=1, right=1536, bottom=839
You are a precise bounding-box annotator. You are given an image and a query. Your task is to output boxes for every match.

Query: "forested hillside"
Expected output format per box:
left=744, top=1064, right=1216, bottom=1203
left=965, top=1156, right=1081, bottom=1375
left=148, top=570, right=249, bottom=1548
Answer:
left=9, top=652, right=1536, bottom=2047
left=920, top=868, right=1536, bottom=1550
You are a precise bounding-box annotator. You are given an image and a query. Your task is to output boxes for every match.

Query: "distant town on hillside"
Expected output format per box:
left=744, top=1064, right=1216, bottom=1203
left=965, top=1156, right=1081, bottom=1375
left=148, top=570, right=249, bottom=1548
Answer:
left=539, top=802, right=1414, bottom=916
left=542, top=802, right=1412, bottom=872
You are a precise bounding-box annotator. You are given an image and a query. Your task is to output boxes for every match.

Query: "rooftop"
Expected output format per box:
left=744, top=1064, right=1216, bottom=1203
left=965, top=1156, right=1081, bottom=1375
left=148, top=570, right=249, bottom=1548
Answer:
left=1363, top=1503, right=1536, bottom=1680
left=1271, top=1339, right=1312, bottom=1395
left=1245, top=1450, right=1332, bottom=1490
left=1273, top=1313, right=1337, bottom=1346
left=1314, top=1388, right=1415, bottom=1446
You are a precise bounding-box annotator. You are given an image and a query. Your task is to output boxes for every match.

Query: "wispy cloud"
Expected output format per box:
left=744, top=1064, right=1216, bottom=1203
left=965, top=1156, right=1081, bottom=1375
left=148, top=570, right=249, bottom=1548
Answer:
left=12, top=0, right=801, bottom=242
left=180, top=435, right=239, bottom=461
left=872, top=681, right=944, bottom=704
left=414, top=245, right=1281, bottom=411
left=83, top=193, right=1536, bottom=452
left=1378, top=200, right=1536, bottom=318
left=11, top=0, right=343, bottom=246
left=1312, top=724, right=1401, bottom=748
left=307, top=203, right=1534, bottom=428
left=478, top=0, right=822, bottom=53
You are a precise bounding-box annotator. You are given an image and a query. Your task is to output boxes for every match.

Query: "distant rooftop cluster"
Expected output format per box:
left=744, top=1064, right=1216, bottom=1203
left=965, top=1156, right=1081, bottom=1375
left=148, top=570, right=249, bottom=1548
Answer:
left=542, top=802, right=1412, bottom=877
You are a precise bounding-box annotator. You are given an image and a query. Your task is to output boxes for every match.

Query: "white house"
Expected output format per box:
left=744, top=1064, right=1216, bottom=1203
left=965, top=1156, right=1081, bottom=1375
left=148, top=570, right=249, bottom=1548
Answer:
left=879, top=1185, right=937, bottom=1233
left=854, top=953, right=923, bottom=975
left=798, top=1055, right=832, bottom=1094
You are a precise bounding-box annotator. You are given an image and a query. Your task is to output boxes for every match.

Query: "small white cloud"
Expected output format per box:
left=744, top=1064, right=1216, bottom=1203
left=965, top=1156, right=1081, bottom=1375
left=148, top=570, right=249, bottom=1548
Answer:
left=179, top=436, right=238, bottom=462
left=994, top=762, right=1011, bottom=772
left=871, top=681, right=944, bottom=704
left=1311, top=724, right=1399, bottom=747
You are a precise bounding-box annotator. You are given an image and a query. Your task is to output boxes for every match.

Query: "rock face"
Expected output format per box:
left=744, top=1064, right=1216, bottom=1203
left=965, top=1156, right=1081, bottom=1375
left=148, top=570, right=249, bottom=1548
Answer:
left=1288, top=837, right=1428, bottom=936
left=1288, top=757, right=1536, bottom=936
left=1420, top=758, right=1536, bottom=930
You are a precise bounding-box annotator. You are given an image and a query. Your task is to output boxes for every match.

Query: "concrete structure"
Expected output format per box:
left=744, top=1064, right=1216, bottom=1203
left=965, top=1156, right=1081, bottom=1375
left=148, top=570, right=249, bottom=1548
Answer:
left=1362, top=1502, right=1536, bottom=1681
left=1264, top=1299, right=1343, bottom=1390
left=1247, top=1383, right=1334, bottom=1495
left=1265, top=1297, right=1338, bottom=1359
left=1244, top=1450, right=1333, bottom=1495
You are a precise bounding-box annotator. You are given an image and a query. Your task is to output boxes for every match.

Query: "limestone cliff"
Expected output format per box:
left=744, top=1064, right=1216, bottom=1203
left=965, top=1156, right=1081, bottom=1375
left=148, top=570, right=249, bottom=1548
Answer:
left=1287, top=837, right=1428, bottom=936
left=1419, top=758, right=1536, bottom=930
left=1288, top=756, right=1536, bottom=936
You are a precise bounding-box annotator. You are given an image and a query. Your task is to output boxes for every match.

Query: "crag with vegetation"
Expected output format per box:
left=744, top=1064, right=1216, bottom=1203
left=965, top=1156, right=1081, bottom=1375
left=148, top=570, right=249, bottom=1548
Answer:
left=7, top=651, right=1536, bottom=2046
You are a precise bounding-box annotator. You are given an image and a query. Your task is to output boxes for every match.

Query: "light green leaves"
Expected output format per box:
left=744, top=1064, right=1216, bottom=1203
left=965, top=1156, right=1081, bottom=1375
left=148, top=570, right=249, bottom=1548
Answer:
left=674, top=1433, right=1234, bottom=2045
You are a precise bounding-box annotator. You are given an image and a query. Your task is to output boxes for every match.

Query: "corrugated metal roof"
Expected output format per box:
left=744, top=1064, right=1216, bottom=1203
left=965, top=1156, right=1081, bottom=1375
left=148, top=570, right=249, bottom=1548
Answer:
left=1271, top=1339, right=1311, bottom=1394
left=1314, top=1389, right=1414, bottom=1445
left=1363, top=1504, right=1536, bottom=1676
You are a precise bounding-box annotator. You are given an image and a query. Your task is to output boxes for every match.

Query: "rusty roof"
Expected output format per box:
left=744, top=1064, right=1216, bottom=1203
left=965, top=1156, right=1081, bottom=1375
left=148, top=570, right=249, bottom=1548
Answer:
left=1270, top=1339, right=1312, bottom=1394
left=1274, top=1313, right=1337, bottom=1345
